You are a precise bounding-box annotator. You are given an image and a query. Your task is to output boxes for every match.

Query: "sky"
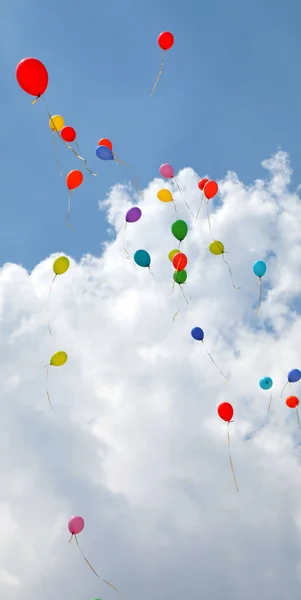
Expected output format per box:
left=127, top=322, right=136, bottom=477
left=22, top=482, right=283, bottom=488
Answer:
left=2, top=0, right=301, bottom=599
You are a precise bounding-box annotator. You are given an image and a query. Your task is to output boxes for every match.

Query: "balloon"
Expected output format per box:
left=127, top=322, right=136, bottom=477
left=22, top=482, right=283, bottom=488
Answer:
left=68, top=516, right=85, bottom=535
left=288, top=368, right=301, bottom=383
left=259, top=376, right=273, bottom=390
left=191, top=327, right=204, bottom=341
left=98, top=138, right=113, bottom=151
left=173, top=270, right=187, bottom=284
left=286, top=396, right=299, bottom=409
left=50, top=351, right=68, bottom=367
left=160, top=163, right=174, bottom=178
left=61, top=126, right=76, bottom=143
left=253, top=260, right=267, bottom=278
left=198, top=178, right=209, bottom=191
left=53, top=256, right=70, bottom=275
left=157, top=188, right=173, bottom=203
left=66, top=170, right=83, bottom=190
left=204, top=180, right=218, bottom=200
left=172, top=252, right=187, bottom=271
left=134, top=249, right=151, bottom=268
left=171, top=220, right=188, bottom=241
left=49, top=115, right=65, bottom=132
left=16, top=57, right=48, bottom=97
left=126, top=207, right=142, bottom=223
left=158, top=31, right=174, bottom=50
left=209, top=240, right=224, bottom=255
left=96, top=145, right=114, bottom=160
left=168, top=249, right=180, bottom=262
left=218, top=402, right=234, bottom=422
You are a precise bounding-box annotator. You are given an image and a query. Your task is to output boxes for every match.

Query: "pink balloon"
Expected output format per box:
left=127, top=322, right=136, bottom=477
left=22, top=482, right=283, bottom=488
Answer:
left=68, top=515, right=85, bottom=535
left=159, top=163, right=174, bottom=178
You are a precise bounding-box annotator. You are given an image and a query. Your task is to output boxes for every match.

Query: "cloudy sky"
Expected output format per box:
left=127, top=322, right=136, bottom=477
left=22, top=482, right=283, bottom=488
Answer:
left=3, top=0, right=301, bottom=598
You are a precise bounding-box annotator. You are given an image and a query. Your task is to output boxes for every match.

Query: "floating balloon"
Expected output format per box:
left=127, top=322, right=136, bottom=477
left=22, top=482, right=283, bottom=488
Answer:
left=217, top=402, right=238, bottom=491
left=49, top=115, right=65, bottom=132
left=259, top=376, right=273, bottom=413
left=172, top=252, right=187, bottom=271
left=134, top=249, right=151, bottom=268
left=98, top=138, right=113, bottom=151
left=126, top=207, right=142, bottom=223
left=160, top=163, right=174, bottom=178
left=286, top=396, right=301, bottom=428
left=168, top=249, right=180, bottom=262
left=151, top=31, right=174, bottom=95
left=253, top=260, right=267, bottom=316
left=171, top=219, right=188, bottom=244
left=204, top=180, right=218, bottom=200
left=65, top=170, right=84, bottom=229
left=61, top=126, right=76, bottom=143
left=191, top=327, right=228, bottom=380
left=16, top=57, right=48, bottom=99
left=198, top=178, right=209, bottom=191
left=173, top=270, right=187, bottom=284
left=45, top=351, right=68, bottom=410
left=96, top=145, right=114, bottom=161
left=209, top=241, right=240, bottom=289
left=288, top=369, right=301, bottom=383
left=157, top=188, right=173, bottom=203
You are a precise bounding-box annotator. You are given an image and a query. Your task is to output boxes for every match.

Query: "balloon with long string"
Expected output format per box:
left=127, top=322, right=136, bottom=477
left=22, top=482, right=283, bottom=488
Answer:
left=217, top=402, right=239, bottom=491
left=159, top=163, right=193, bottom=217
left=123, top=207, right=142, bottom=259
left=65, top=170, right=83, bottom=230
left=61, top=125, right=78, bottom=152
left=191, top=327, right=228, bottom=381
left=168, top=249, right=180, bottom=262
left=172, top=269, right=191, bottom=320
left=151, top=31, right=174, bottom=96
left=209, top=240, right=241, bottom=290
left=281, top=368, right=301, bottom=397
left=68, top=516, right=119, bottom=591
left=259, top=376, right=273, bottom=414
left=96, top=139, right=142, bottom=200
left=171, top=219, right=188, bottom=250
left=45, top=351, right=68, bottom=411
left=49, top=114, right=65, bottom=175
left=171, top=251, right=188, bottom=294
left=157, top=188, right=177, bottom=213
left=48, top=256, right=70, bottom=335
left=133, top=249, right=155, bottom=278
left=203, top=180, right=218, bottom=238
left=16, top=57, right=48, bottom=104
left=196, top=178, right=209, bottom=220
left=252, top=260, right=267, bottom=317
left=286, top=396, right=301, bottom=429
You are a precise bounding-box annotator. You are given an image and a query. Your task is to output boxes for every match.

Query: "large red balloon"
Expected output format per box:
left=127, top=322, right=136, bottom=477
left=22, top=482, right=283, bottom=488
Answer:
left=66, top=170, right=83, bottom=190
left=61, top=126, right=76, bottom=143
left=218, top=402, right=234, bottom=422
left=204, top=180, right=218, bottom=200
left=286, top=396, right=299, bottom=409
left=158, top=32, right=174, bottom=51
left=172, top=252, right=188, bottom=271
left=198, top=178, right=209, bottom=191
left=16, top=58, right=48, bottom=97
left=98, top=138, right=113, bottom=151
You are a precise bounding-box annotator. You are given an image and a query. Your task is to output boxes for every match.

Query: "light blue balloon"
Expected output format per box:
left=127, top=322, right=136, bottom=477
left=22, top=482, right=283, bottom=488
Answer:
left=95, top=145, right=114, bottom=160
left=134, top=249, right=151, bottom=268
left=259, top=376, right=273, bottom=390
left=253, top=260, right=267, bottom=278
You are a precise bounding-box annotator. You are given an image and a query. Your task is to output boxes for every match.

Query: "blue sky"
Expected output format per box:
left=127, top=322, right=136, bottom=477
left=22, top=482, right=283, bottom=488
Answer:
left=2, top=0, right=301, bottom=270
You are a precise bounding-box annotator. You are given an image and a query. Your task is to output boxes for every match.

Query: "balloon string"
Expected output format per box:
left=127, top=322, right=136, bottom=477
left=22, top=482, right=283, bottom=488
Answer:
left=32, top=96, right=39, bottom=105
left=73, top=535, right=119, bottom=591
left=122, top=222, right=131, bottom=260
left=174, top=177, right=194, bottom=218
left=221, top=254, right=241, bottom=290
left=203, top=342, right=228, bottom=381
left=172, top=200, right=178, bottom=214
left=268, top=392, right=272, bottom=414
left=112, top=152, right=130, bottom=167
left=227, top=425, right=239, bottom=492
left=195, top=193, right=204, bottom=221
left=53, top=133, right=63, bottom=176
left=47, top=274, right=57, bottom=335
left=66, top=191, right=74, bottom=231
left=297, top=408, right=301, bottom=429
left=150, top=50, right=165, bottom=96
left=281, top=381, right=290, bottom=398
left=206, top=201, right=215, bottom=240
left=45, top=365, right=55, bottom=412
left=255, top=277, right=262, bottom=317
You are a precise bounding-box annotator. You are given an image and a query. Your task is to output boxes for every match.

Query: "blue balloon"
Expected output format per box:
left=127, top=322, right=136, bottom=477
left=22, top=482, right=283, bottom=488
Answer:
left=134, top=249, right=151, bottom=268
left=253, top=260, right=267, bottom=278
left=191, top=327, right=204, bottom=341
left=259, top=376, right=273, bottom=390
left=288, top=368, right=301, bottom=383
left=95, top=145, right=114, bottom=160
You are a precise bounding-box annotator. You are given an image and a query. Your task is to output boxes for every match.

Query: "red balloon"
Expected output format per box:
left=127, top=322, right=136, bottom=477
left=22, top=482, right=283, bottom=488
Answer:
left=61, top=126, right=76, bottom=143
left=98, top=138, right=113, bottom=151
left=198, top=178, right=209, bottom=191
left=286, top=396, right=299, bottom=409
left=172, top=252, right=188, bottom=271
left=16, top=57, right=48, bottom=97
left=158, top=31, right=174, bottom=51
left=204, top=180, right=218, bottom=200
left=66, top=170, right=83, bottom=190
left=218, top=402, right=234, bottom=422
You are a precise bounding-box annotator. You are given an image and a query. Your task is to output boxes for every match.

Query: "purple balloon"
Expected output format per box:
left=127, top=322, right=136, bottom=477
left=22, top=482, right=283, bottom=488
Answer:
left=126, top=207, right=142, bottom=223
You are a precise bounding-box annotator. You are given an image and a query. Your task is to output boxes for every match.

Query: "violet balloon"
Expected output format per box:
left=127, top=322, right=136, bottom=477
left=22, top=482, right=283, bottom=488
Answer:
left=68, top=515, right=85, bottom=535
left=160, top=163, right=174, bottom=178
left=126, top=207, right=142, bottom=223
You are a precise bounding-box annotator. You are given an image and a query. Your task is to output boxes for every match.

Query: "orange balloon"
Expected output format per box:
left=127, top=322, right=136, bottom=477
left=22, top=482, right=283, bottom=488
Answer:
left=66, top=170, right=83, bottom=190
left=98, top=138, right=113, bottom=151
left=286, top=395, right=299, bottom=409
left=204, top=180, right=218, bottom=200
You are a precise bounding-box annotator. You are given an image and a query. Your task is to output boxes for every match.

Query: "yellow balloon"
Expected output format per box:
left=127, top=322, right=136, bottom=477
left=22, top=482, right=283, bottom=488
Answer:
left=49, top=115, right=65, bottom=132
left=209, top=240, right=224, bottom=255
left=168, top=249, right=180, bottom=262
left=157, top=188, right=173, bottom=203
left=53, top=256, right=70, bottom=275
left=50, top=351, right=68, bottom=367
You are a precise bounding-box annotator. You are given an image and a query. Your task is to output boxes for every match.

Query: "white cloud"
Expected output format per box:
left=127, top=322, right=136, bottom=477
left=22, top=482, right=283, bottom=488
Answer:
left=1, top=151, right=301, bottom=599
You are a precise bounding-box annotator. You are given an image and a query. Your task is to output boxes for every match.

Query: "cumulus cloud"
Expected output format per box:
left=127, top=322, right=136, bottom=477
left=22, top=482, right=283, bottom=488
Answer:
left=1, top=151, right=301, bottom=600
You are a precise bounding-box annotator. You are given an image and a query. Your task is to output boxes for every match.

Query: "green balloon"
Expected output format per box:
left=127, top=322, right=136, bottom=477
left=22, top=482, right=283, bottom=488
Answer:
left=171, top=219, right=188, bottom=241
left=173, top=269, right=187, bottom=284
